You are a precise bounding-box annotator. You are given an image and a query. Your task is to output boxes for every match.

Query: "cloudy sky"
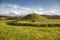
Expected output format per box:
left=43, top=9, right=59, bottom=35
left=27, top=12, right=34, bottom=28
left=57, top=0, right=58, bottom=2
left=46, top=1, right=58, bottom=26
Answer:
left=0, top=0, right=60, bottom=16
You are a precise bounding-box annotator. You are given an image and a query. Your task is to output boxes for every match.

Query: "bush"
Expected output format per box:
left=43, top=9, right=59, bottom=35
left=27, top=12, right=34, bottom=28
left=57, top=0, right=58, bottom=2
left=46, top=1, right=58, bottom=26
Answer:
left=48, top=24, right=53, bottom=27
left=6, top=21, right=60, bottom=27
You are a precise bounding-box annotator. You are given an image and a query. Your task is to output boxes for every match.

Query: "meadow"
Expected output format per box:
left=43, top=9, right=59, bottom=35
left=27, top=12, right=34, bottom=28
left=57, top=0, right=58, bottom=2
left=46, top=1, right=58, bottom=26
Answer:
left=0, top=20, right=60, bottom=40
left=0, top=14, right=60, bottom=40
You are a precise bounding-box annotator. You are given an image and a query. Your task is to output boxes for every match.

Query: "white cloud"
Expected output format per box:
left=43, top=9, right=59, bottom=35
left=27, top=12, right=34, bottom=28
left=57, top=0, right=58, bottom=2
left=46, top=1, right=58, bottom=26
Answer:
left=0, top=4, right=33, bottom=16
left=0, top=3, right=60, bottom=16
left=49, top=6, right=60, bottom=15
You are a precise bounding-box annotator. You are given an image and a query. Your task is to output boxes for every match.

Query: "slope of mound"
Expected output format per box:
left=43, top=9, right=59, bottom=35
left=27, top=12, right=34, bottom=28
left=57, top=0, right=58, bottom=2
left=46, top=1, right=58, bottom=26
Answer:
left=22, top=13, right=47, bottom=21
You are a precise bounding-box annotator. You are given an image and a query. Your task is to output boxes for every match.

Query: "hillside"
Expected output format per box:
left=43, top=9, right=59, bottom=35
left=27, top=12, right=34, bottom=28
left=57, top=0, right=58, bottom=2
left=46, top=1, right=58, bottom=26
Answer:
left=22, top=13, right=47, bottom=21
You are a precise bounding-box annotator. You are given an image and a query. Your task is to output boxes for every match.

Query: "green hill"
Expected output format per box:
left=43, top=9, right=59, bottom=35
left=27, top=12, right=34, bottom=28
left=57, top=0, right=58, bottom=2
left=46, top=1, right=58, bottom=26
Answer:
left=22, top=13, right=47, bottom=21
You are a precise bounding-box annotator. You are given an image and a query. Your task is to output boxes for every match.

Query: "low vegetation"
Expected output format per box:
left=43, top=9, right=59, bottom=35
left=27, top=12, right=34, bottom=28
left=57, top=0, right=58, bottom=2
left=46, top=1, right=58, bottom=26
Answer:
left=0, top=13, right=60, bottom=40
left=0, top=21, right=60, bottom=40
left=7, top=21, right=60, bottom=27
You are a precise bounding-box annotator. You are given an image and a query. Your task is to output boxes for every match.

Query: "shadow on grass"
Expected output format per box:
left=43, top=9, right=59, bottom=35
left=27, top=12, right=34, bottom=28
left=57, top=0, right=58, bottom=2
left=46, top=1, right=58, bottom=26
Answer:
left=6, top=22, right=60, bottom=27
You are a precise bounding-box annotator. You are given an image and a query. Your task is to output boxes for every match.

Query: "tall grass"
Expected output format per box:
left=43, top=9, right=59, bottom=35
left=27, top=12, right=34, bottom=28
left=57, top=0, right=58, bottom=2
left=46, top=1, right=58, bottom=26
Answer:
left=0, top=21, right=60, bottom=40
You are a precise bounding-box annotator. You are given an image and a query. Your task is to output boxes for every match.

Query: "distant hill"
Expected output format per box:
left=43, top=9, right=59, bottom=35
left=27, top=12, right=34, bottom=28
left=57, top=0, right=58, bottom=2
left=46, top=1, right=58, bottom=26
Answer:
left=22, top=13, right=47, bottom=21
left=42, top=15, right=60, bottom=19
left=0, top=13, right=60, bottom=20
left=0, top=16, right=22, bottom=20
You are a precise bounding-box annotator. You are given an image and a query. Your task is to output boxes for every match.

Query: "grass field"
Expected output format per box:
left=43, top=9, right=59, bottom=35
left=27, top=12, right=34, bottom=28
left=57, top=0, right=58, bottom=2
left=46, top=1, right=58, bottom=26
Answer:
left=0, top=20, right=60, bottom=40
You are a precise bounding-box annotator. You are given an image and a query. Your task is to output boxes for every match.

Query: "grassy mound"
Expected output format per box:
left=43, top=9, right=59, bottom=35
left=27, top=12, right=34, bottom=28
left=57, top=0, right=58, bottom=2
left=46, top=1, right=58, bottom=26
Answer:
left=22, top=13, right=47, bottom=21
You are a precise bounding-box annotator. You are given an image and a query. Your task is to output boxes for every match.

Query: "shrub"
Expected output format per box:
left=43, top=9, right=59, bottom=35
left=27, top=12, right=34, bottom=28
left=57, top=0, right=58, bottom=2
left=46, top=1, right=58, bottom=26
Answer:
left=6, top=21, right=60, bottom=27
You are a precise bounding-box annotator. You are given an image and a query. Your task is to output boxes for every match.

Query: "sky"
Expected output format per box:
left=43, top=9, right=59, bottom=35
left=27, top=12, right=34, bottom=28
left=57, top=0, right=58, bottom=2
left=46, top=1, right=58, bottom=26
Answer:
left=0, top=0, right=60, bottom=16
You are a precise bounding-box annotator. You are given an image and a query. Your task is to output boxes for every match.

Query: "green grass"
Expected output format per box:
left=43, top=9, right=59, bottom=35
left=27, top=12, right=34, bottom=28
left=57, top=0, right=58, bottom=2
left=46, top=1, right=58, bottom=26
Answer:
left=22, top=13, right=47, bottom=21
left=0, top=21, right=60, bottom=40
